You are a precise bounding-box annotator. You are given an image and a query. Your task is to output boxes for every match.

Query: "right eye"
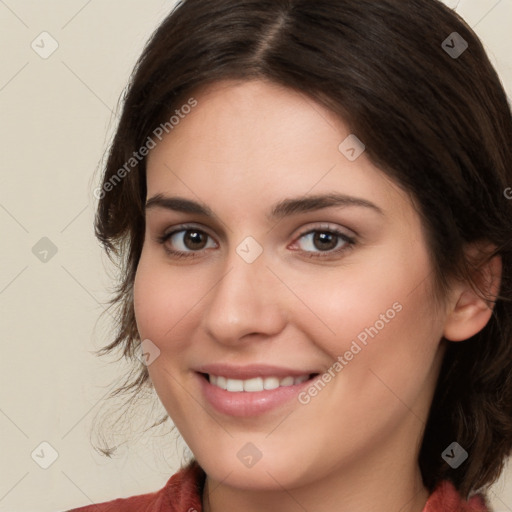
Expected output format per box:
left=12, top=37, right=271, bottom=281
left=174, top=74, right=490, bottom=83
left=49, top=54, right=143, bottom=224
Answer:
left=157, top=226, right=218, bottom=258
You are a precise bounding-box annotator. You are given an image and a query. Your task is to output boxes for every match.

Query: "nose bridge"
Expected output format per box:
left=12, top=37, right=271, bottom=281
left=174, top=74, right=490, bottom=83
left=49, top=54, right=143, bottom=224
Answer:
left=201, top=245, right=286, bottom=343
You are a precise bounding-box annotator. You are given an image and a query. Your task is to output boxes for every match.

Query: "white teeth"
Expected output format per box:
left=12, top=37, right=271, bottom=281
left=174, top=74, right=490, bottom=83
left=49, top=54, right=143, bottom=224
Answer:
left=263, top=377, right=280, bottom=390
left=216, top=376, right=227, bottom=390
left=279, top=376, right=294, bottom=387
left=208, top=374, right=311, bottom=392
left=226, top=379, right=244, bottom=392
left=244, top=377, right=263, bottom=392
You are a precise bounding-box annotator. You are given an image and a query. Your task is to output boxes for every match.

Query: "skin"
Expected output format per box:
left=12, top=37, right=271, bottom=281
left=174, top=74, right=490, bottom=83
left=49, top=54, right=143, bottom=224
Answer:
left=133, top=79, right=499, bottom=512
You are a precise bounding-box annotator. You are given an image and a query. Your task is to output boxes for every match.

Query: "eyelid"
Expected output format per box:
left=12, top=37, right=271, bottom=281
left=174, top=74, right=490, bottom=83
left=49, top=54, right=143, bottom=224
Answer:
left=161, top=222, right=218, bottom=240
left=159, top=221, right=354, bottom=241
left=292, top=222, right=356, bottom=242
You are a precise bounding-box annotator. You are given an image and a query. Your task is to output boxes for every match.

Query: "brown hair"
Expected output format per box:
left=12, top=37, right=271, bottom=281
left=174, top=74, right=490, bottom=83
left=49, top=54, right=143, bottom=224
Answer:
left=94, top=0, right=512, bottom=498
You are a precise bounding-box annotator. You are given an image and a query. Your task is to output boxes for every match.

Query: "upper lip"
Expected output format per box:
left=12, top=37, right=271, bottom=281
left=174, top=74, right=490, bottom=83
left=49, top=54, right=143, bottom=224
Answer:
left=195, top=364, right=319, bottom=380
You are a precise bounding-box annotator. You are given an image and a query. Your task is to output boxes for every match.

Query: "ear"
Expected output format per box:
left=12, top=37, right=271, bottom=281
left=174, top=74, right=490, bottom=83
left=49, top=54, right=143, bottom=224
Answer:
left=443, top=243, right=502, bottom=342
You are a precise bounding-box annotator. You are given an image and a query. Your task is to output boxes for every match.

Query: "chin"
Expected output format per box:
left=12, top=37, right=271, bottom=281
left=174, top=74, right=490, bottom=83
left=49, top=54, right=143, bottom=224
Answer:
left=192, top=437, right=321, bottom=491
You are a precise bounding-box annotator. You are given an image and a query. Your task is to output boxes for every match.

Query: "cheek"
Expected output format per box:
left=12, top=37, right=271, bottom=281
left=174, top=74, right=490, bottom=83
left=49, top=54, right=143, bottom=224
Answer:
left=132, top=250, right=204, bottom=413
left=133, top=249, right=204, bottom=342
left=290, top=241, right=436, bottom=350
left=283, top=266, right=443, bottom=468
left=288, top=237, right=443, bottom=403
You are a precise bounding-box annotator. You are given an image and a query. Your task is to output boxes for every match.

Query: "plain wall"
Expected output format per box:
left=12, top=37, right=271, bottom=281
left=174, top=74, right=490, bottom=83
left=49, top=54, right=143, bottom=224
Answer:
left=0, top=1, right=511, bottom=511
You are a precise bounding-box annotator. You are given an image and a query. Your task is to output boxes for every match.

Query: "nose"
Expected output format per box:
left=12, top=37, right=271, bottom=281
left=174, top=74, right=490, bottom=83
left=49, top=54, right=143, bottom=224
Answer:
left=200, top=249, right=288, bottom=346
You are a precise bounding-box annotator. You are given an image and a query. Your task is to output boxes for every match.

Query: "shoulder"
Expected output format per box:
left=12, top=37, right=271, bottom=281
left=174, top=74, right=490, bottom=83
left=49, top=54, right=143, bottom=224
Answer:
left=423, top=480, right=490, bottom=512
left=65, top=460, right=205, bottom=512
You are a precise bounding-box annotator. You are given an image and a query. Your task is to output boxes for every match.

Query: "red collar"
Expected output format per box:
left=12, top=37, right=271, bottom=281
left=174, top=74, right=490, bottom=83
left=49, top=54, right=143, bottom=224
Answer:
left=67, top=460, right=490, bottom=511
left=422, top=480, right=489, bottom=512
left=166, top=461, right=490, bottom=512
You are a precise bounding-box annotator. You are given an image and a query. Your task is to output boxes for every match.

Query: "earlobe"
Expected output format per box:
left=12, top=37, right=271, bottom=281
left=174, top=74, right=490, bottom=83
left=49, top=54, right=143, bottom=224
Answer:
left=443, top=249, right=502, bottom=343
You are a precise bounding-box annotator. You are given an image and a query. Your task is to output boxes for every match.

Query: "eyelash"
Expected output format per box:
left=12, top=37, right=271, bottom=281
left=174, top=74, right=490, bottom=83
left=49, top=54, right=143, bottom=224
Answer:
left=156, top=224, right=356, bottom=260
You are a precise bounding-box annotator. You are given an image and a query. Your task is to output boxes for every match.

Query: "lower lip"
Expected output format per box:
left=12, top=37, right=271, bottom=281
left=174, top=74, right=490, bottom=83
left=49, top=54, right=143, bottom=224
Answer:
left=197, top=373, right=314, bottom=417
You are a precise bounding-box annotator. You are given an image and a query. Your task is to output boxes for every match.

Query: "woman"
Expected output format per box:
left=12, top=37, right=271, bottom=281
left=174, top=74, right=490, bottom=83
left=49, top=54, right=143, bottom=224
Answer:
left=70, top=0, right=512, bottom=510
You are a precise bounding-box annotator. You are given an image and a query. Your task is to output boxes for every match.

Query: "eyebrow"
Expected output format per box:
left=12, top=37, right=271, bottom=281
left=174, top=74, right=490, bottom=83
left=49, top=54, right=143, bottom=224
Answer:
left=145, top=193, right=384, bottom=220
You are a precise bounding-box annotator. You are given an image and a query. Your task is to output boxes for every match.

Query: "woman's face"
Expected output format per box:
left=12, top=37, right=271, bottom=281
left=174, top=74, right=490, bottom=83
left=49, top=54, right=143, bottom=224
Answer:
left=134, top=80, right=447, bottom=490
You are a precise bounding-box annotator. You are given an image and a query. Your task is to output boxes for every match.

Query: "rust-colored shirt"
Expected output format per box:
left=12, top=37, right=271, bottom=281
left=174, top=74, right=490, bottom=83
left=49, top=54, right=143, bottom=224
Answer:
left=67, top=461, right=490, bottom=512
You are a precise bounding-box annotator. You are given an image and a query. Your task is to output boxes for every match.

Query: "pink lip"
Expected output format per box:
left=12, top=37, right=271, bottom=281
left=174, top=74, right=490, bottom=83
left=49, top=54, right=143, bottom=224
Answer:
left=195, top=363, right=317, bottom=380
left=195, top=366, right=318, bottom=417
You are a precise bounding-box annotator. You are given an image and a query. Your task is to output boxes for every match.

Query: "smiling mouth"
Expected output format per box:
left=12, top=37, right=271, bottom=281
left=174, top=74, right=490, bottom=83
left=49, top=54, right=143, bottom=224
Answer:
left=199, top=372, right=319, bottom=392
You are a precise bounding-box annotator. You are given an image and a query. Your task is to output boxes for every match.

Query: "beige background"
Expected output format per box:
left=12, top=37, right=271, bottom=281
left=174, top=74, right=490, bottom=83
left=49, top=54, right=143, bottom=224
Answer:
left=0, top=1, right=511, bottom=511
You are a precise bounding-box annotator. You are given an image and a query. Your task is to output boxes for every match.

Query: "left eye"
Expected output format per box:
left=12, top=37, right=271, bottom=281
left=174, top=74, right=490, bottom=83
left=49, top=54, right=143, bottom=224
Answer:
left=294, top=229, right=354, bottom=254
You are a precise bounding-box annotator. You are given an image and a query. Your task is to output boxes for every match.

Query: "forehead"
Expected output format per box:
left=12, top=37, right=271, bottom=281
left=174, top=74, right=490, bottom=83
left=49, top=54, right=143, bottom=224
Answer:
left=155, top=80, right=342, bottom=159
left=145, top=79, right=414, bottom=224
